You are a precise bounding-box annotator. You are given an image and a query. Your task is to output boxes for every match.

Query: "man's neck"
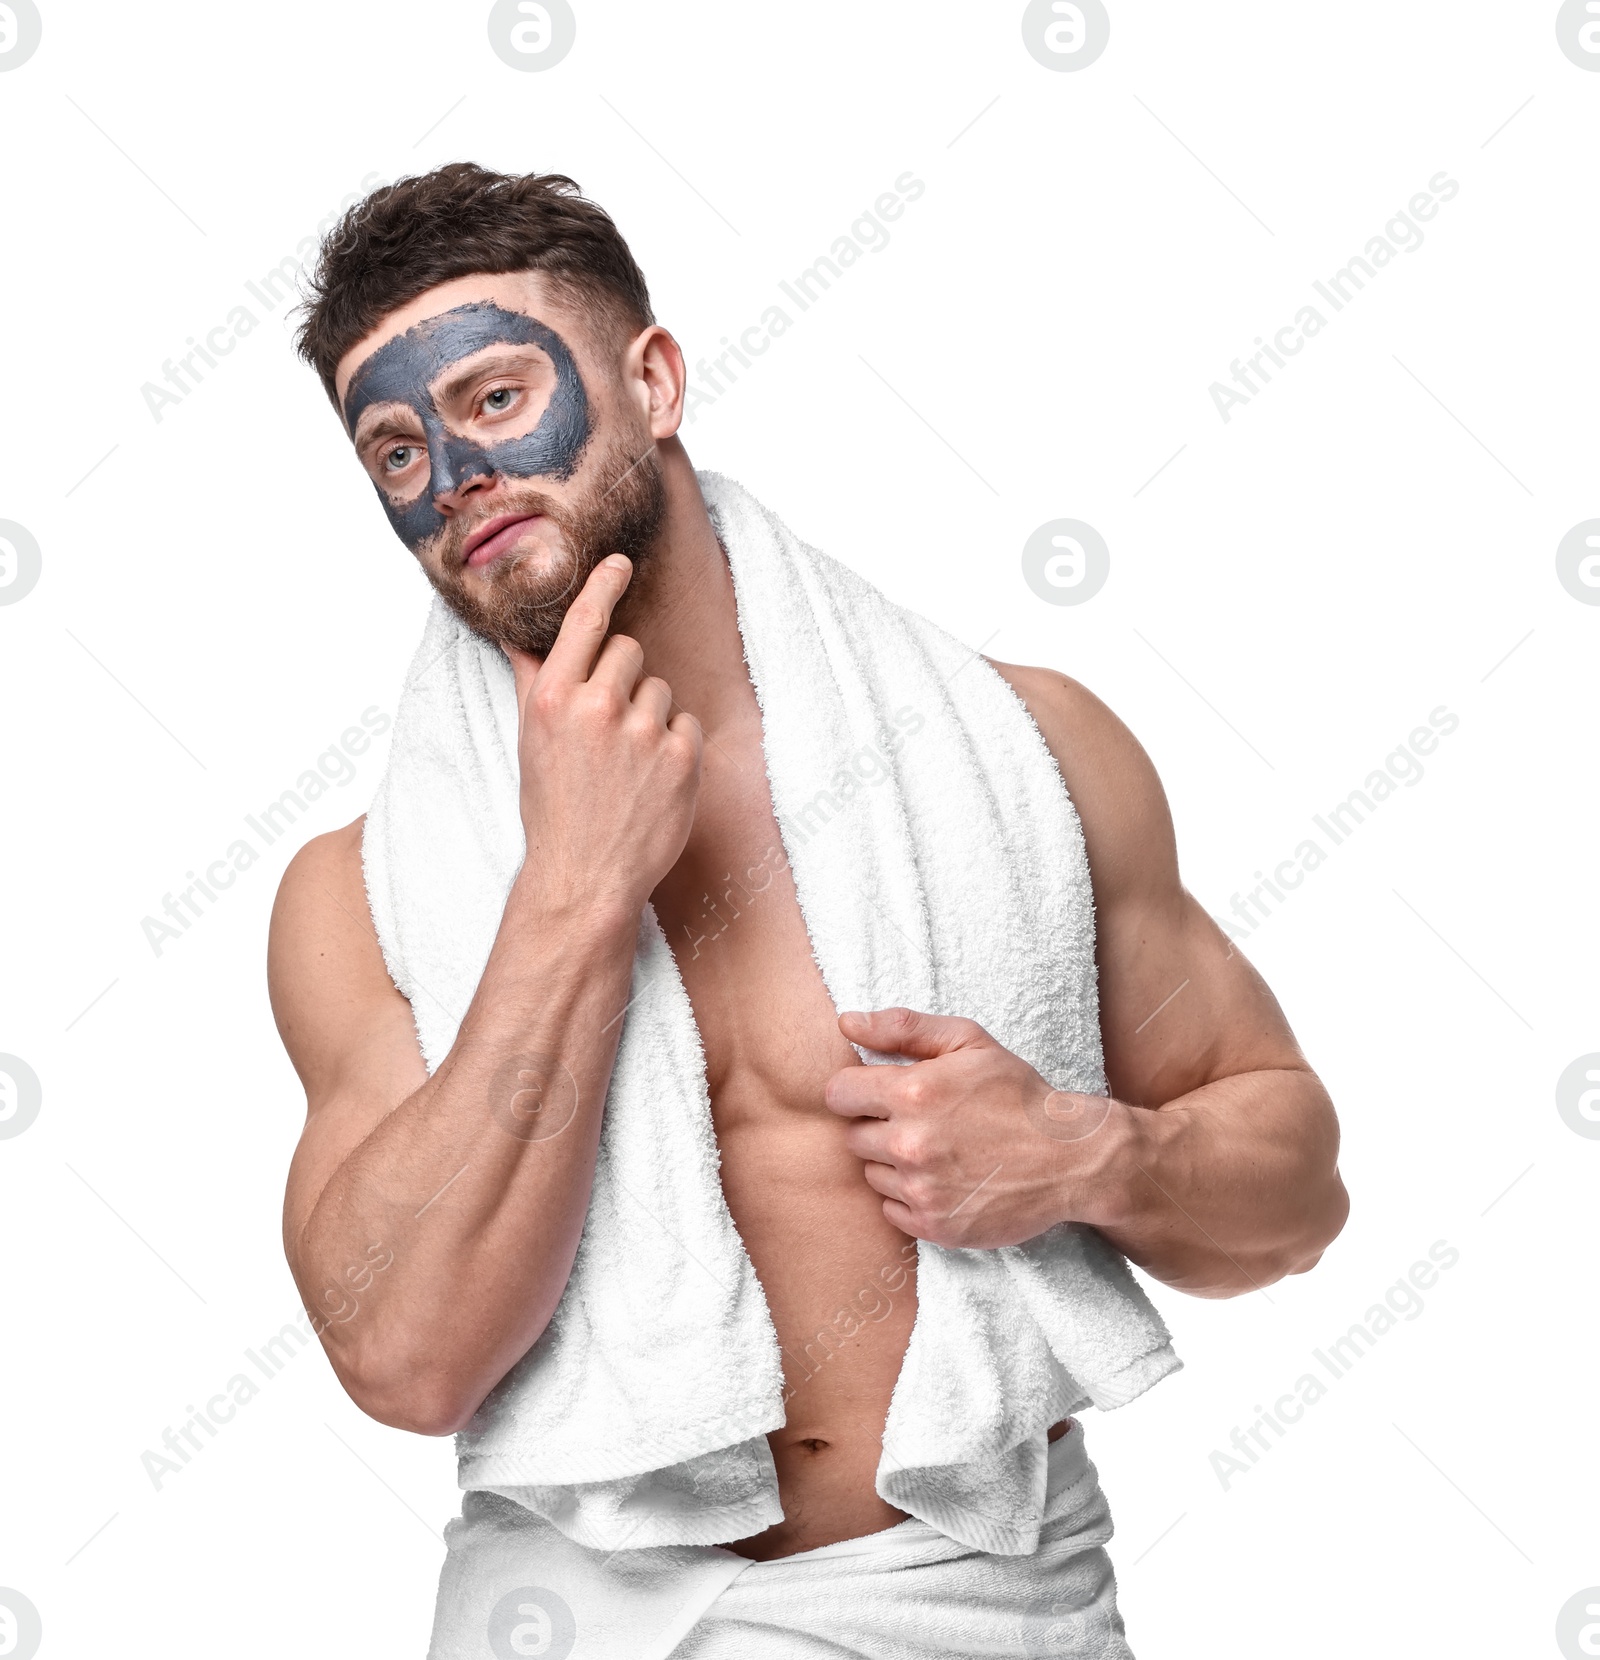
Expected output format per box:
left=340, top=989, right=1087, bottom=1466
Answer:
left=607, top=442, right=754, bottom=740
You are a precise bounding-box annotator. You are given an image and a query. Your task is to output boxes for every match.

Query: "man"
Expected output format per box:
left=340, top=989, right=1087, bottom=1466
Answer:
left=270, top=163, right=1347, bottom=1658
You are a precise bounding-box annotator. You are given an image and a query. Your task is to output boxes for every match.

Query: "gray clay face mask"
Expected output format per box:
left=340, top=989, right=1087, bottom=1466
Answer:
left=342, top=300, right=593, bottom=551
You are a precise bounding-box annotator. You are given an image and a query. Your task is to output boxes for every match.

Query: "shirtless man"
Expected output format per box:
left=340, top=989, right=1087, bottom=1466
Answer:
left=269, top=164, right=1347, bottom=1649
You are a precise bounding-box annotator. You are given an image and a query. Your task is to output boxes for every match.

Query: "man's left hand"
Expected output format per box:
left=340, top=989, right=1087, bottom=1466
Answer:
left=824, top=1007, right=1128, bottom=1249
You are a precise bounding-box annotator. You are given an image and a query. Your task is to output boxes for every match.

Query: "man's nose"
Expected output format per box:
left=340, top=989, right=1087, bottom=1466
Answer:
left=428, top=432, right=497, bottom=507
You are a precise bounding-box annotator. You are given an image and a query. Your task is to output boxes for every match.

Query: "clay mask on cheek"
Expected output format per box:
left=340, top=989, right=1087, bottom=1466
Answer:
left=342, top=300, right=593, bottom=551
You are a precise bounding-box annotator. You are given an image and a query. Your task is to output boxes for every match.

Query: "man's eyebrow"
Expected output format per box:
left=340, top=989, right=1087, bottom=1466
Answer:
left=349, top=403, right=421, bottom=448
left=430, top=347, right=550, bottom=408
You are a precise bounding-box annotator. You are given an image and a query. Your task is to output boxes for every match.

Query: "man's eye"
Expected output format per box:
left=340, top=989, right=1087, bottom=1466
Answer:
left=383, top=445, right=418, bottom=473
left=482, top=388, right=515, bottom=413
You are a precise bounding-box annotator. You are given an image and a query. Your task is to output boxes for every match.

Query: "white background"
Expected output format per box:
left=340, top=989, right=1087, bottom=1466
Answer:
left=1, top=2, right=1595, bottom=1656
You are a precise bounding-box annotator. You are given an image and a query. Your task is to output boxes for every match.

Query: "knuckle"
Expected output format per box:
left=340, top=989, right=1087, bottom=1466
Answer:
left=577, top=686, right=622, bottom=724
left=567, top=600, right=605, bottom=634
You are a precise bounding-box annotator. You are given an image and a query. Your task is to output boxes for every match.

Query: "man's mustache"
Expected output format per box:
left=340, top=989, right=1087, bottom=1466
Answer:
left=436, top=489, right=572, bottom=567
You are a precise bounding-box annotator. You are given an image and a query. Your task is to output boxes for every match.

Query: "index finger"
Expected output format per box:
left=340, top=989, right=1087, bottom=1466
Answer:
left=822, top=1058, right=904, bottom=1120
left=538, top=554, right=634, bottom=686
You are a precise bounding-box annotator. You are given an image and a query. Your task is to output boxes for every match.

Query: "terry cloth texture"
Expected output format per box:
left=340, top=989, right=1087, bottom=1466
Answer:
left=426, top=1421, right=1136, bottom=1659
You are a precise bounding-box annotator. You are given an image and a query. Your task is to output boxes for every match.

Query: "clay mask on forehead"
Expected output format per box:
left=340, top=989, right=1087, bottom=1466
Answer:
left=343, top=300, right=593, bottom=551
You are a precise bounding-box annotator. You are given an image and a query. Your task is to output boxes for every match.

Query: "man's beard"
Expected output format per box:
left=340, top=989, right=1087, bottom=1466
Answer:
left=424, top=433, right=666, bottom=657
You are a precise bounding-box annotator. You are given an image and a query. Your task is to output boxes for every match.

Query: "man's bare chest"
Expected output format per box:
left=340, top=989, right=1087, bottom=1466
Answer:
left=649, top=739, right=853, bottom=1123
left=650, top=753, right=921, bottom=1464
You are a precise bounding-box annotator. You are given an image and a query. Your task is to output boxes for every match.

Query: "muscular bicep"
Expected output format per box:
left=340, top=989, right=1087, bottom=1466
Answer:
left=1096, top=883, right=1308, bottom=1107
left=268, top=816, right=429, bottom=1251
left=988, top=661, right=1310, bottom=1107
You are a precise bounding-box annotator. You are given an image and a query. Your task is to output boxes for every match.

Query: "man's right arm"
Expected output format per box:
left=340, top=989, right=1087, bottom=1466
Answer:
left=270, top=555, right=701, bottom=1436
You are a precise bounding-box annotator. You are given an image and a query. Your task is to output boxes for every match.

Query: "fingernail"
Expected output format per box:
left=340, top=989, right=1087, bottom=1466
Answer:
left=839, top=1010, right=864, bottom=1021
left=604, top=554, right=631, bottom=571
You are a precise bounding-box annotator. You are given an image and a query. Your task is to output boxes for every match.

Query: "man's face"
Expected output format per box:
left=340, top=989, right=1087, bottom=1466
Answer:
left=335, top=273, right=665, bottom=656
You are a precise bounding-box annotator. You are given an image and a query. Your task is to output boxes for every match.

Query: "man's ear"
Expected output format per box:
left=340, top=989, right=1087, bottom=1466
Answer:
left=630, top=326, right=687, bottom=441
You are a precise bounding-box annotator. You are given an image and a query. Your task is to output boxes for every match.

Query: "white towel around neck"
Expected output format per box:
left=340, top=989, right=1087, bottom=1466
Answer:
left=362, top=471, right=1179, bottom=1556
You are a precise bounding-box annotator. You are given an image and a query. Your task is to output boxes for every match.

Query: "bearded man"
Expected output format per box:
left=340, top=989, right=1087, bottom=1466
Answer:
left=269, top=163, right=1347, bottom=1659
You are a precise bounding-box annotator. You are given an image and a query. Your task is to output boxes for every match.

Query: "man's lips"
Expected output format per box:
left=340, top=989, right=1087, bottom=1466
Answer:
left=462, top=513, right=549, bottom=568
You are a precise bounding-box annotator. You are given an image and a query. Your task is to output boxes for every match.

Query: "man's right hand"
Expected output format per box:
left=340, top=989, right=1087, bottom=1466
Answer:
left=274, top=558, right=694, bottom=1437
left=504, top=554, right=703, bottom=918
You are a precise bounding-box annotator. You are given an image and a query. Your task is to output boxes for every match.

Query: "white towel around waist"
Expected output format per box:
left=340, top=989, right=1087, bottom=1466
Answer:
left=427, top=1424, right=1134, bottom=1660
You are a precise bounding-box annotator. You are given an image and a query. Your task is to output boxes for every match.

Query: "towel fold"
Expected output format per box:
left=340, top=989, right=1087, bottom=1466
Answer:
left=426, top=1423, right=1134, bottom=1659
left=362, top=470, right=1180, bottom=1556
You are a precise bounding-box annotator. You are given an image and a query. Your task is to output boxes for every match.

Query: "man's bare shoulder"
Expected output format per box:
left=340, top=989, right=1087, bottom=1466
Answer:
left=984, top=658, right=1179, bottom=908
left=270, top=816, right=370, bottom=958
left=983, top=660, right=1137, bottom=777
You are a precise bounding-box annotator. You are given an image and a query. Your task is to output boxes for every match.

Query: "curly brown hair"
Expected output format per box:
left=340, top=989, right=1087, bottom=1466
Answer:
left=293, top=162, right=655, bottom=410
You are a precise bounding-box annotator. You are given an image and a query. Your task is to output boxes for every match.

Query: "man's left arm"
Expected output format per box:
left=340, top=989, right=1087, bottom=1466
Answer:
left=825, top=660, right=1349, bottom=1298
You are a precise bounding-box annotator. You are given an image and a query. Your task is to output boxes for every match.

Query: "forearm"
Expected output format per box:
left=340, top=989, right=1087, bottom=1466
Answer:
left=290, top=875, right=639, bottom=1432
left=1085, top=1067, right=1348, bottom=1298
